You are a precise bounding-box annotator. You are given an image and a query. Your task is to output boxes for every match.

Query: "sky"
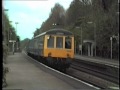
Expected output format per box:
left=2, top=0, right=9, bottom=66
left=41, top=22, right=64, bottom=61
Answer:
left=3, top=0, right=73, bottom=41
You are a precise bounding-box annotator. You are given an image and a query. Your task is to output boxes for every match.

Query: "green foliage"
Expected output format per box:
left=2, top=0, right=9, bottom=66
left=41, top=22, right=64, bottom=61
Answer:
left=32, top=0, right=118, bottom=58
left=33, top=3, right=66, bottom=35
left=20, top=38, right=30, bottom=50
left=2, top=9, right=17, bottom=48
left=2, top=62, right=9, bottom=87
left=3, top=42, right=8, bottom=64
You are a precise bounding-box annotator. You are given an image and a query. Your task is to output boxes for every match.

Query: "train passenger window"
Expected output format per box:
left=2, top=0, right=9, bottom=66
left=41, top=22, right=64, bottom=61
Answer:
left=38, top=36, right=44, bottom=49
left=56, top=37, right=63, bottom=48
left=39, top=41, right=43, bottom=48
left=47, top=36, right=54, bottom=48
left=65, top=36, right=72, bottom=49
left=34, top=39, right=38, bottom=49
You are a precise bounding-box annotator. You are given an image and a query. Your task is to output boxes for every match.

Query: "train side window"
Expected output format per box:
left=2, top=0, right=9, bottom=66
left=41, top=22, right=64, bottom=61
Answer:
left=38, top=36, right=44, bottom=49
left=34, top=38, right=38, bottom=49
left=65, top=36, right=72, bottom=49
left=47, top=36, right=54, bottom=48
left=31, top=40, right=34, bottom=49
left=56, top=37, right=63, bottom=48
left=39, top=41, right=43, bottom=48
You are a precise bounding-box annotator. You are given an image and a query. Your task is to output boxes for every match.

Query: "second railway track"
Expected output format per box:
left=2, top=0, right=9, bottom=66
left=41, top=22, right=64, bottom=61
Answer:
left=66, top=59, right=119, bottom=89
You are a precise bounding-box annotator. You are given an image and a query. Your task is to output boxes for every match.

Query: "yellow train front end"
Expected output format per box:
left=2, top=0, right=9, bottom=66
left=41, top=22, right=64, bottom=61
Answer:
left=44, top=35, right=74, bottom=59
left=43, top=33, right=74, bottom=70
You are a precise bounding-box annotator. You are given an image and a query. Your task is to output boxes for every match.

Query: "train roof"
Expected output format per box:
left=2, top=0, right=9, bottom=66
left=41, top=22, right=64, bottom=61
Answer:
left=34, top=28, right=73, bottom=39
left=46, top=29, right=73, bottom=35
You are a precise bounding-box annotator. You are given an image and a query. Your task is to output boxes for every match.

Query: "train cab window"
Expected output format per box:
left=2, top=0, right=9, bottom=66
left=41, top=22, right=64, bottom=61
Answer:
left=56, top=37, right=63, bottom=48
left=65, top=36, right=72, bottom=49
left=47, top=36, right=54, bottom=48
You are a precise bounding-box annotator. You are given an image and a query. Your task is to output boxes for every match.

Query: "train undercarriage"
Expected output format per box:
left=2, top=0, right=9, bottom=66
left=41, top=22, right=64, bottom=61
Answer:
left=27, top=52, right=72, bottom=72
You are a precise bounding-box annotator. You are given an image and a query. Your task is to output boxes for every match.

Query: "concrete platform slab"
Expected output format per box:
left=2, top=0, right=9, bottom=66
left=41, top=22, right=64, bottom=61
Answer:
left=3, top=53, right=74, bottom=90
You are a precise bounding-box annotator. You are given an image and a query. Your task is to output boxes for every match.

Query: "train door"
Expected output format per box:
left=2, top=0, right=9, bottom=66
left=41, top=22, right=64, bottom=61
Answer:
left=65, top=36, right=72, bottom=49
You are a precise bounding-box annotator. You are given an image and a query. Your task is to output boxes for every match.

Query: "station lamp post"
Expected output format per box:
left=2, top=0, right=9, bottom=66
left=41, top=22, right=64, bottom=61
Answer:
left=75, top=26, right=82, bottom=55
left=3, top=9, right=9, bottom=46
left=110, top=34, right=119, bottom=59
left=109, top=11, right=119, bottom=59
left=15, top=22, right=19, bottom=34
left=8, top=21, right=12, bottom=51
left=15, top=22, right=19, bottom=51
left=9, top=21, right=12, bottom=40
left=110, top=36, right=113, bottom=59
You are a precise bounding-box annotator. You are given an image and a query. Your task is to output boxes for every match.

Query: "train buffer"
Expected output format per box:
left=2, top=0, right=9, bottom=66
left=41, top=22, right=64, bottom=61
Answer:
left=74, top=54, right=119, bottom=68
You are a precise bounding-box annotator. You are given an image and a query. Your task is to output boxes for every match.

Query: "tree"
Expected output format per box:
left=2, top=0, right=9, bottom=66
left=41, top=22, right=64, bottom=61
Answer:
left=32, top=0, right=119, bottom=59
left=20, top=38, right=30, bottom=50
left=2, top=8, right=17, bottom=52
left=37, top=3, right=66, bottom=33
left=90, top=0, right=119, bottom=58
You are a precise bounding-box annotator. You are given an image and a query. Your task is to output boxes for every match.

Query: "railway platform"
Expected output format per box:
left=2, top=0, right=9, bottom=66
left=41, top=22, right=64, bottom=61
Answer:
left=75, top=54, right=119, bottom=68
left=3, top=52, right=98, bottom=90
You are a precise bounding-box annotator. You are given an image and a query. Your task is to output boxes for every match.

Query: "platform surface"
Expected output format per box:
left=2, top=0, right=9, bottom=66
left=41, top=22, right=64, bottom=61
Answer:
left=3, top=53, right=97, bottom=90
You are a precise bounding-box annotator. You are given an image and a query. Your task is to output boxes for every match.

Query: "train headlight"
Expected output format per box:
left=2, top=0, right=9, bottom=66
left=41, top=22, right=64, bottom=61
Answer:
left=47, top=35, right=51, bottom=39
left=47, top=36, right=50, bottom=39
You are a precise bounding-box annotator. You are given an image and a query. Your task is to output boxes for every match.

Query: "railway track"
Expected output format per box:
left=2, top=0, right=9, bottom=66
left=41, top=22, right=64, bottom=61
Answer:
left=66, top=59, right=119, bottom=89
left=72, top=59, right=119, bottom=83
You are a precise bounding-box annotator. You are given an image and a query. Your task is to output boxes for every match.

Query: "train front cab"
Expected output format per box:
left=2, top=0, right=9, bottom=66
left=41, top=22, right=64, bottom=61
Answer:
left=43, top=34, right=74, bottom=69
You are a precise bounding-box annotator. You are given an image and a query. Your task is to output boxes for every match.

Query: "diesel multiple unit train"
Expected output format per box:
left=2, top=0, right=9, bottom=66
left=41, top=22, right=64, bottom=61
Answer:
left=26, top=29, right=74, bottom=71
